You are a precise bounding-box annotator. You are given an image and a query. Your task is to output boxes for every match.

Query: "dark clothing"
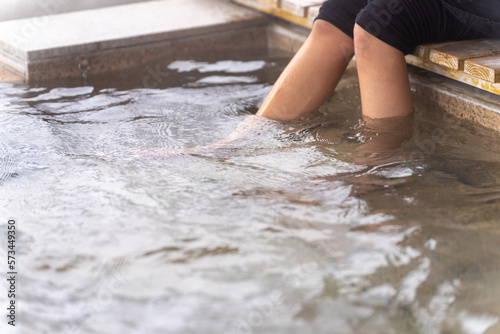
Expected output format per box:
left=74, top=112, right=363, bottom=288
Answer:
left=442, top=0, right=500, bottom=38
left=316, top=0, right=499, bottom=55
left=444, top=0, right=500, bottom=21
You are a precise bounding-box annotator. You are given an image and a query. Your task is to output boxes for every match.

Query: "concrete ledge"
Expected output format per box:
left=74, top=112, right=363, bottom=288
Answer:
left=0, top=0, right=499, bottom=132
left=266, top=21, right=308, bottom=54
left=409, top=66, right=500, bottom=131
left=0, top=0, right=269, bottom=81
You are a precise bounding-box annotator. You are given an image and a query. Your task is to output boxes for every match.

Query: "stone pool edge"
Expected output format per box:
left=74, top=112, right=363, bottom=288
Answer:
left=0, top=0, right=499, bottom=132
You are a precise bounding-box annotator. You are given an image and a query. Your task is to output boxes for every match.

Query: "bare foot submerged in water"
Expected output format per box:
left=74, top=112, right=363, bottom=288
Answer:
left=132, top=141, right=243, bottom=159
left=133, top=15, right=417, bottom=161
left=350, top=115, right=413, bottom=166
left=133, top=112, right=412, bottom=168
left=131, top=115, right=278, bottom=158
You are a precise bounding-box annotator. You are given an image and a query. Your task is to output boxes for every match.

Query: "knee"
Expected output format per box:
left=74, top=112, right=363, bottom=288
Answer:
left=353, top=24, right=377, bottom=58
left=312, top=19, right=341, bottom=37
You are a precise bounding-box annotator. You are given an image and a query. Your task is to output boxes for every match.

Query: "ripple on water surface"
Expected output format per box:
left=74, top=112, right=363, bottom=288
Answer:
left=1, top=53, right=500, bottom=334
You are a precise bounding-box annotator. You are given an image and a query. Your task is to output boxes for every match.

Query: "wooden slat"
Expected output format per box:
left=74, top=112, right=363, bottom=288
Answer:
left=406, top=54, right=500, bottom=95
left=429, top=39, right=500, bottom=70
left=304, top=3, right=322, bottom=17
left=232, top=0, right=314, bottom=28
left=231, top=0, right=278, bottom=11
left=414, top=41, right=459, bottom=59
left=465, top=55, right=500, bottom=83
left=256, top=0, right=279, bottom=6
left=0, top=65, right=23, bottom=82
left=281, top=0, right=322, bottom=17
left=306, top=5, right=321, bottom=26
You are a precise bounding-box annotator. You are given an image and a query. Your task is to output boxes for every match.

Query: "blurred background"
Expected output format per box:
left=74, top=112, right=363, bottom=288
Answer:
left=0, top=0, right=154, bottom=22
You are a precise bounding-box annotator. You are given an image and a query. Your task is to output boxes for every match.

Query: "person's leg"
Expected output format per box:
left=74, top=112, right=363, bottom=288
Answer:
left=353, top=0, right=485, bottom=119
left=257, top=19, right=354, bottom=121
left=353, top=23, right=413, bottom=119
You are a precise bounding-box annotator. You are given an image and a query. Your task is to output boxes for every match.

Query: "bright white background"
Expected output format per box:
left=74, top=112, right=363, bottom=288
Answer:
left=0, top=0, right=154, bottom=22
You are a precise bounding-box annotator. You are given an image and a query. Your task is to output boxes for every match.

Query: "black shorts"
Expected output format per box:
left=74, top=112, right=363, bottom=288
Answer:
left=315, top=0, right=485, bottom=54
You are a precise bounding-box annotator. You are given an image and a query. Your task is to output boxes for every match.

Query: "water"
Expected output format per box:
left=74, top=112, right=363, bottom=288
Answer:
left=0, top=48, right=500, bottom=334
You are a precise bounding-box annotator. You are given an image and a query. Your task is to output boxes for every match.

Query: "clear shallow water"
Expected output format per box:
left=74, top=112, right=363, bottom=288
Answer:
left=0, top=48, right=500, bottom=334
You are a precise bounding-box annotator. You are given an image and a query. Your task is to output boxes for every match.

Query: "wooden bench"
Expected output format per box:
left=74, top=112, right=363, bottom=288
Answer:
left=231, top=0, right=322, bottom=28
left=406, top=40, right=500, bottom=95
left=231, top=0, right=500, bottom=96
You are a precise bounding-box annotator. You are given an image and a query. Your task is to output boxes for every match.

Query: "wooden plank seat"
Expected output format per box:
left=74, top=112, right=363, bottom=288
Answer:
left=406, top=39, right=500, bottom=95
left=231, top=0, right=322, bottom=27
left=231, top=0, right=500, bottom=95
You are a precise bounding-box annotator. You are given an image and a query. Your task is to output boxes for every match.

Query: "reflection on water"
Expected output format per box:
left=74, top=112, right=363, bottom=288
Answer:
left=0, top=48, right=499, bottom=334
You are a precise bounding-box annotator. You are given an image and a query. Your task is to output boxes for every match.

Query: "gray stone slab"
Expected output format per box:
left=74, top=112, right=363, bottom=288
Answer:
left=0, top=0, right=268, bottom=80
left=409, top=66, right=500, bottom=131
left=0, top=0, right=155, bottom=22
